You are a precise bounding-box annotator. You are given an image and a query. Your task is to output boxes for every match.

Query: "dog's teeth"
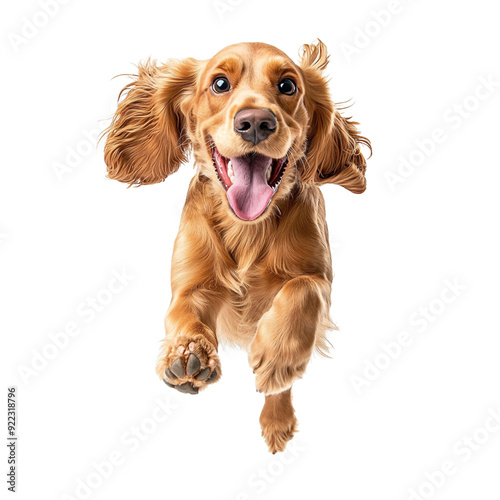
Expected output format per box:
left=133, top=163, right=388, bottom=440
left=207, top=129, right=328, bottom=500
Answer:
left=266, top=166, right=272, bottom=182
left=227, top=160, right=235, bottom=182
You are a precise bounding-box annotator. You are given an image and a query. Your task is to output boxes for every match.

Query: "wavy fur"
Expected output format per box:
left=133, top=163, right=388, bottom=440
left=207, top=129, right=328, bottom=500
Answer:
left=104, top=41, right=370, bottom=453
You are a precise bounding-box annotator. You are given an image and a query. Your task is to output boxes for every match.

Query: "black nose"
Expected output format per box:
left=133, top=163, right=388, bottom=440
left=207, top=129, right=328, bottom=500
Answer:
left=234, top=108, right=277, bottom=145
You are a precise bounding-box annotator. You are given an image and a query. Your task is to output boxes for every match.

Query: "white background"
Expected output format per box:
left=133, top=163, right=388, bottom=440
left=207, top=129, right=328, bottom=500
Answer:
left=2, top=1, right=500, bottom=499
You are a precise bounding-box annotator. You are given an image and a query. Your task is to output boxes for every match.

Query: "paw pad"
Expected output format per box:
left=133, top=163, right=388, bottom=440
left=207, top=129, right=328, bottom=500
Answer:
left=161, top=341, right=220, bottom=395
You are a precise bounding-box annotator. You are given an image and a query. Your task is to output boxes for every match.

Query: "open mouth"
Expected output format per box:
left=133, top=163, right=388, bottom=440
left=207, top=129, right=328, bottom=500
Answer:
left=212, top=147, right=287, bottom=221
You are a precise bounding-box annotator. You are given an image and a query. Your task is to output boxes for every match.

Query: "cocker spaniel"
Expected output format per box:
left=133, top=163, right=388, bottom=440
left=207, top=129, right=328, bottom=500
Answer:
left=104, top=40, right=370, bottom=453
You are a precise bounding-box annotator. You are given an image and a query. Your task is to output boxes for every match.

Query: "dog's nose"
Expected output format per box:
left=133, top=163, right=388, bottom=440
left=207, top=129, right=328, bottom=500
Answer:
left=234, top=108, right=277, bottom=145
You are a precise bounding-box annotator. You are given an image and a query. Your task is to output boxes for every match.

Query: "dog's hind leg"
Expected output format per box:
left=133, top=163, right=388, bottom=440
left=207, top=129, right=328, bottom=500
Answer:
left=259, top=389, right=297, bottom=454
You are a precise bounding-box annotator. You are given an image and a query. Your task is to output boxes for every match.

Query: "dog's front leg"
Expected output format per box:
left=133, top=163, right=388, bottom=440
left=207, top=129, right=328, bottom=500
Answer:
left=249, top=275, right=331, bottom=395
left=250, top=275, right=331, bottom=452
left=156, top=290, right=221, bottom=395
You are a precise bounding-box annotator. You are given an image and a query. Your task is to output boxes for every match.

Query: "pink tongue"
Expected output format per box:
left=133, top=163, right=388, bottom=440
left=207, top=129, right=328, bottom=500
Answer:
left=226, top=154, right=274, bottom=220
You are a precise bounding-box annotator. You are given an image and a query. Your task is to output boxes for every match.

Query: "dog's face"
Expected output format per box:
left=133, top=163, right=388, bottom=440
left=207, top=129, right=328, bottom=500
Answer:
left=189, top=43, right=308, bottom=220
left=104, top=41, right=370, bottom=221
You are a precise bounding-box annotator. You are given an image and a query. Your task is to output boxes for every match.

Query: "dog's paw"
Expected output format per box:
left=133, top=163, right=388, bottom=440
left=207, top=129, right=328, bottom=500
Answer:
left=249, top=337, right=309, bottom=395
left=156, top=335, right=220, bottom=394
left=260, top=404, right=297, bottom=454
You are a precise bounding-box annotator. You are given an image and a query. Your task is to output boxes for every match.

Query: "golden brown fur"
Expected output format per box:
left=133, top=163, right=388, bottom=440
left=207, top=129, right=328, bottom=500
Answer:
left=104, top=40, right=370, bottom=453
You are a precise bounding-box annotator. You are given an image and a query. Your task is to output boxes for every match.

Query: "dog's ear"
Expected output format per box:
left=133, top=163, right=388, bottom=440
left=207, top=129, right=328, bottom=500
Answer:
left=104, top=58, right=201, bottom=185
left=298, top=40, right=371, bottom=193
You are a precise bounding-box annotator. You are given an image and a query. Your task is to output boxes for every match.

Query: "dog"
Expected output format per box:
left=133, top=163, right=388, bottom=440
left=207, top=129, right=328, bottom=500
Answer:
left=104, top=40, right=370, bottom=453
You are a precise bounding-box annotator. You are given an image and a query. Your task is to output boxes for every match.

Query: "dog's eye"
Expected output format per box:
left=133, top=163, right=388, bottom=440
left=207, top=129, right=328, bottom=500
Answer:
left=278, top=78, right=297, bottom=95
left=211, top=77, right=231, bottom=93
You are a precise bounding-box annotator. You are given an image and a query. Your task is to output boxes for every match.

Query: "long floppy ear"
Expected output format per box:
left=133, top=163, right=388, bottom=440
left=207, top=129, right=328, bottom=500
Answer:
left=299, top=40, right=371, bottom=193
left=104, top=58, right=201, bottom=185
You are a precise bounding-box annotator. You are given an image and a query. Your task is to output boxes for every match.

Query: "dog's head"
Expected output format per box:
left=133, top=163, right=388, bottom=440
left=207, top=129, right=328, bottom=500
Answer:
left=104, top=41, right=370, bottom=221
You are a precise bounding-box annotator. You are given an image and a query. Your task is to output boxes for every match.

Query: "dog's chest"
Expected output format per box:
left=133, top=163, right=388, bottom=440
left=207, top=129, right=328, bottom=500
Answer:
left=220, top=264, right=284, bottom=337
